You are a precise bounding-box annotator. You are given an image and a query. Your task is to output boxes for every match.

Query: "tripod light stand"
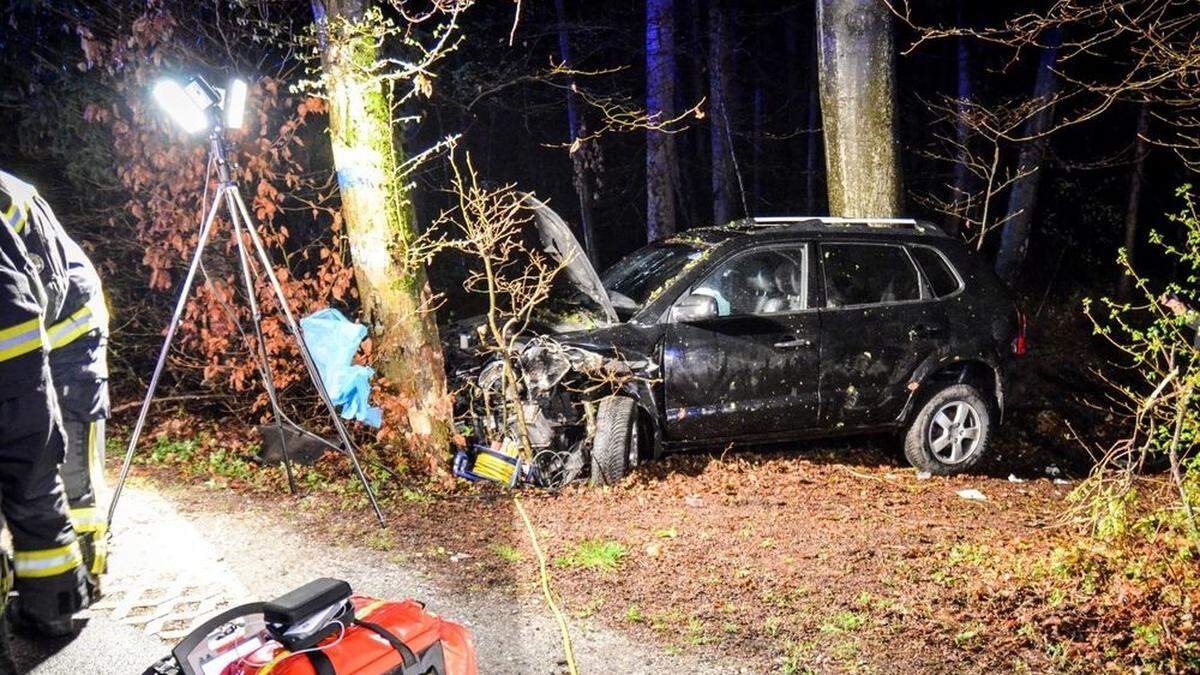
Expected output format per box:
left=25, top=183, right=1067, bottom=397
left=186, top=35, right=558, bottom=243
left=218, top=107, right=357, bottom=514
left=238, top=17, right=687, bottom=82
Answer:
left=107, top=74, right=386, bottom=528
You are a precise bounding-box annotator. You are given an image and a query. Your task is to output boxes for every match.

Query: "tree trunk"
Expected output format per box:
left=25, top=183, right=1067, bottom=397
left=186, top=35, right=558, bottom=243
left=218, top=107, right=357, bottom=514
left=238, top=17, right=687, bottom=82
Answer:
left=646, top=0, right=678, bottom=242
left=816, top=0, right=902, bottom=218
left=311, top=0, right=449, bottom=445
left=806, top=86, right=822, bottom=214
left=1119, top=104, right=1150, bottom=299
left=688, top=0, right=709, bottom=226
left=708, top=0, right=737, bottom=225
left=995, top=28, right=1062, bottom=285
left=805, top=14, right=823, bottom=215
left=950, top=0, right=971, bottom=234
left=553, top=0, right=597, bottom=262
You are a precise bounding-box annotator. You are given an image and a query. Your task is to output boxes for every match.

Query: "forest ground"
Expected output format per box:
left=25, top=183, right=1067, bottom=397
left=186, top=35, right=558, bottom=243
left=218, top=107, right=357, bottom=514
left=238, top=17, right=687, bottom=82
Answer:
left=92, top=428, right=1086, bottom=674
left=76, top=302, right=1167, bottom=673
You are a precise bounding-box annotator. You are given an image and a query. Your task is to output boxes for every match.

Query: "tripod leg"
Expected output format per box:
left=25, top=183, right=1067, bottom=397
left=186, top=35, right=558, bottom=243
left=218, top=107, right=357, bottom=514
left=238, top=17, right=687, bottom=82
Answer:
left=107, top=188, right=227, bottom=529
left=224, top=190, right=298, bottom=494
left=228, top=188, right=387, bottom=526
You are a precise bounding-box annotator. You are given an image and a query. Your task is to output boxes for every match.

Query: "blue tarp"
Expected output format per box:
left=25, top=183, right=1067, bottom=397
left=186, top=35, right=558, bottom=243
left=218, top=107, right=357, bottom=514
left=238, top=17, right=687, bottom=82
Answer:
left=299, top=308, right=382, bottom=428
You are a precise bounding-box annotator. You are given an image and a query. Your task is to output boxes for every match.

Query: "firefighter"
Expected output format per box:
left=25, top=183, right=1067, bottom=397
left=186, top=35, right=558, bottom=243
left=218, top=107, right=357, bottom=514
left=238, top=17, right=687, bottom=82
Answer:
left=0, top=171, right=110, bottom=581
left=0, top=184, right=90, bottom=637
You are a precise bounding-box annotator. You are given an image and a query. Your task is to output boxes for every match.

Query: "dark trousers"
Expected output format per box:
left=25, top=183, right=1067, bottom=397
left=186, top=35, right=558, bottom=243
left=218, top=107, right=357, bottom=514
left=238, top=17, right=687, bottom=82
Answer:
left=50, top=334, right=108, bottom=577
left=0, top=374, right=88, bottom=622
left=57, top=404, right=107, bottom=575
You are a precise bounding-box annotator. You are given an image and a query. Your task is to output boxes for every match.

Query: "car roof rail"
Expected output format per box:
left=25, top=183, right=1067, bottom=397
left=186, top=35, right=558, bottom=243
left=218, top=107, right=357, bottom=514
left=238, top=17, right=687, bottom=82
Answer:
left=736, top=216, right=943, bottom=235
left=752, top=216, right=917, bottom=226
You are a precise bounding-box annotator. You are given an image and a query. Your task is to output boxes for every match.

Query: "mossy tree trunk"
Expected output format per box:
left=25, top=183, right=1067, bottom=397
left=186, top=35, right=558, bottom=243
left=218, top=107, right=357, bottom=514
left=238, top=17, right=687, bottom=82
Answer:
left=312, top=0, right=450, bottom=448
left=816, top=0, right=901, bottom=217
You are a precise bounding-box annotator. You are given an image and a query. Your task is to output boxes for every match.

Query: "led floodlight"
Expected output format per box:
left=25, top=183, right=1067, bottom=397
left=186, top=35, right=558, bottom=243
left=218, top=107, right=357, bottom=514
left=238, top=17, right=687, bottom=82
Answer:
left=224, top=78, right=247, bottom=129
left=153, top=75, right=248, bottom=134
left=153, top=79, right=209, bottom=134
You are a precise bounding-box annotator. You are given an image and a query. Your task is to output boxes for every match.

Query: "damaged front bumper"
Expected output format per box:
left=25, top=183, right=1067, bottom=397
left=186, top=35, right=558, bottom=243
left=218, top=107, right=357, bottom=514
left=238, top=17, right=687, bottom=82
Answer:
left=451, top=336, right=648, bottom=489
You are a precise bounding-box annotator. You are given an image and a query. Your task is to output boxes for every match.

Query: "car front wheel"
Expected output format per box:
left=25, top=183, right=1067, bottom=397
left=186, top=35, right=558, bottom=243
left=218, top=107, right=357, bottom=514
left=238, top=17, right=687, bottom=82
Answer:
left=590, top=396, right=639, bottom=486
left=903, top=384, right=992, bottom=475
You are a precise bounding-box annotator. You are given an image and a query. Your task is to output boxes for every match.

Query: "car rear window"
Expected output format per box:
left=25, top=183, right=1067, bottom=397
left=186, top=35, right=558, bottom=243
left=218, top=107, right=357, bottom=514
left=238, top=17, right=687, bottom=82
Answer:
left=909, top=246, right=962, bottom=298
left=822, top=243, right=920, bottom=308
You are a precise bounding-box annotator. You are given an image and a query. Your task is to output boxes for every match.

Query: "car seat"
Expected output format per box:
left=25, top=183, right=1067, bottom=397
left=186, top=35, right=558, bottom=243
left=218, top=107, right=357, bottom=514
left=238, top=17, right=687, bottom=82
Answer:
left=756, top=261, right=802, bottom=313
left=773, top=261, right=805, bottom=311
left=746, top=267, right=780, bottom=314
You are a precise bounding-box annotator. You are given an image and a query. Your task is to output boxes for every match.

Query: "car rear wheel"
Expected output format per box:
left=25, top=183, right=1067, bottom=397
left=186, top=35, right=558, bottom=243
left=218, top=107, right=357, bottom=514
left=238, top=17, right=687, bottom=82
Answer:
left=903, top=384, right=991, bottom=475
left=590, top=396, right=638, bottom=486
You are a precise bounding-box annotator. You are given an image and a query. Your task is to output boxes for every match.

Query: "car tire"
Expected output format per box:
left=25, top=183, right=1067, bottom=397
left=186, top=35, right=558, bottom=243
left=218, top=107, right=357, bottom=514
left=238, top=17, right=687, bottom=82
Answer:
left=903, top=383, right=992, bottom=475
left=590, top=396, right=638, bottom=486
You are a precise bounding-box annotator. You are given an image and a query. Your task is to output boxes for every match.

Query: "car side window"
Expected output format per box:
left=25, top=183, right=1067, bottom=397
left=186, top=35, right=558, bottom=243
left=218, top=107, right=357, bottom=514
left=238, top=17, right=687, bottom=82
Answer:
left=909, top=246, right=963, bottom=298
left=822, top=243, right=921, bottom=308
left=689, top=246, right=808, bottom=317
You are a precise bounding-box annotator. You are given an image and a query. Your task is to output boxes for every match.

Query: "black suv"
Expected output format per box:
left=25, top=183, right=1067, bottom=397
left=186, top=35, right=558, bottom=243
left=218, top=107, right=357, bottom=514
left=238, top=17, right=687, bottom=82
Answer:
left=448, top=205, right=1025, bottom=486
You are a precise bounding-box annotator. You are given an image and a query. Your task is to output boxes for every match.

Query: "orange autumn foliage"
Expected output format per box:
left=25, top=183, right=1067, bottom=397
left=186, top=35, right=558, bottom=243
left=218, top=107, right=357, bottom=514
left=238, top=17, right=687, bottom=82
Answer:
left=64, top=2, right=454, bottom=477
left=81, top=7, right=355, bottom=411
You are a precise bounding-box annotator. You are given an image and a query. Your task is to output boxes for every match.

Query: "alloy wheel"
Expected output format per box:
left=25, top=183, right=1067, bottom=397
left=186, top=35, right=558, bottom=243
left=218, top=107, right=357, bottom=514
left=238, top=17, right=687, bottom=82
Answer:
left=927, top=400, right=982, bottom=465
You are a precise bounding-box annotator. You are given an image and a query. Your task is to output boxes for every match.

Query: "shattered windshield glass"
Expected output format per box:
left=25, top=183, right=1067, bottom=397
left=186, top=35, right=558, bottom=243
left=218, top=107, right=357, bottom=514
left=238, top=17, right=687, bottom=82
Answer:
left=602, top=240, right=708, bottom=311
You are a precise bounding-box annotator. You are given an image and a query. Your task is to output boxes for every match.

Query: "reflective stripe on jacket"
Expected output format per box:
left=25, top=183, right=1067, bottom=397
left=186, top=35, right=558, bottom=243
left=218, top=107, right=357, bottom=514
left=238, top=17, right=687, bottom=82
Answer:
left=0, top=316, right=46, bottom=362
left=47, top=295, right=107, bottom=350
left=1, top=200, right=27, bottom=234
left=1, top=170, right=105, bottom=353
left=0, top=208, right=47, bottom=385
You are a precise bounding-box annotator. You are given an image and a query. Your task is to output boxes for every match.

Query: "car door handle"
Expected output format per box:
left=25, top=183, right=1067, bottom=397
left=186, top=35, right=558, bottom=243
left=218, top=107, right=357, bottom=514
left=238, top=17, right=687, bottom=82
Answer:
left=773, top=338, right=814, bottom=349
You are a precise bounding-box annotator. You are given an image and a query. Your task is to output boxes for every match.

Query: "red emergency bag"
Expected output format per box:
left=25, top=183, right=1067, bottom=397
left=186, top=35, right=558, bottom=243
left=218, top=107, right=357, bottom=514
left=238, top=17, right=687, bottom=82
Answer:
left=145, top=579, right=478, bottom=675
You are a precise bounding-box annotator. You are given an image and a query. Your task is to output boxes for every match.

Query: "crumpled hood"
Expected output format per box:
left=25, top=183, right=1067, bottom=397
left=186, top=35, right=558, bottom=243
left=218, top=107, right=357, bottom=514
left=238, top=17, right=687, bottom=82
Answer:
left=553, top=322, right=660, bottom=368
left=524, top=194, right=618, bottom=325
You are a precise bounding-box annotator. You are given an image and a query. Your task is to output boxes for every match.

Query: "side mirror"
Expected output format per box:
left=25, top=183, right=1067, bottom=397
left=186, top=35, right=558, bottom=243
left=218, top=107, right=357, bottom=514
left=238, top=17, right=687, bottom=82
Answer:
left=670, top=293, right=718, bottom=323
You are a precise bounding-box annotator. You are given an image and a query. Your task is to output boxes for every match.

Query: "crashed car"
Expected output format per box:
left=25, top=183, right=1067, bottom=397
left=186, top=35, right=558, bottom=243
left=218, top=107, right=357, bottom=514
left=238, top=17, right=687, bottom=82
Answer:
left=445, top=204, right=1025, bottom=487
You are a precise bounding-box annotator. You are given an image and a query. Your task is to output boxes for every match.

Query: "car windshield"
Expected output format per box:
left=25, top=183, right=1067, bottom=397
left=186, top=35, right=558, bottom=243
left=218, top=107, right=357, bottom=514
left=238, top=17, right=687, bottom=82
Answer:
left=602, top=240, right=708, bottom=312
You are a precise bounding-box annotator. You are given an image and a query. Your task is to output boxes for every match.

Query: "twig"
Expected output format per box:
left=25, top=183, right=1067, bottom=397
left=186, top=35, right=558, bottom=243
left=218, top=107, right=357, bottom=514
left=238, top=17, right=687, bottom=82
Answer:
left=1166, top=385, right=1200, bottom=557
left=111, top=394, right=230, bottom=415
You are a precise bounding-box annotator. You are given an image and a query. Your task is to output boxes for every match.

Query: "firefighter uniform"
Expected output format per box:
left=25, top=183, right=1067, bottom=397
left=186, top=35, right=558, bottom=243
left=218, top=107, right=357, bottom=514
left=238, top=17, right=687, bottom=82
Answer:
left=0, top=192, right=89, bottom=634
left=0, top=171, right=109, bottom=578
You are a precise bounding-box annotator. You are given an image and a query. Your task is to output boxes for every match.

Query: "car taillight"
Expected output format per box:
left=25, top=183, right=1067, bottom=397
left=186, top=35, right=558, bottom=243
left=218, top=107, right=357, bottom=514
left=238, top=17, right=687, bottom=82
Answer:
left=1011, top=307, right=1028, bottom=356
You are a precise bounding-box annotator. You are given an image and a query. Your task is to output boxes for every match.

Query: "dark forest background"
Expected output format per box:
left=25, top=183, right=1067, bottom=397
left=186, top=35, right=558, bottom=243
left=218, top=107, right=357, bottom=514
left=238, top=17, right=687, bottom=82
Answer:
left=4, top=3, right=1200, bottom=669
left=0, top=0, right=1194, bottom=441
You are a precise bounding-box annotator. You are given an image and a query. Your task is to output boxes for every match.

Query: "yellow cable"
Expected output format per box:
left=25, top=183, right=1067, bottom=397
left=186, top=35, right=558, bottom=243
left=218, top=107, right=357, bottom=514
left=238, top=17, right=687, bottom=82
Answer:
left=514, top=495, right=578, bottom=675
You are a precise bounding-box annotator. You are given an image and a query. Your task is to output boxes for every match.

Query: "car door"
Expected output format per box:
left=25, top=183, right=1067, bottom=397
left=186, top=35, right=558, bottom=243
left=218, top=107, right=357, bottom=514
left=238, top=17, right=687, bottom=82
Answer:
left=662, top=243, right=821, bottom=442
left=817, top=240, right=949, bottom=428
